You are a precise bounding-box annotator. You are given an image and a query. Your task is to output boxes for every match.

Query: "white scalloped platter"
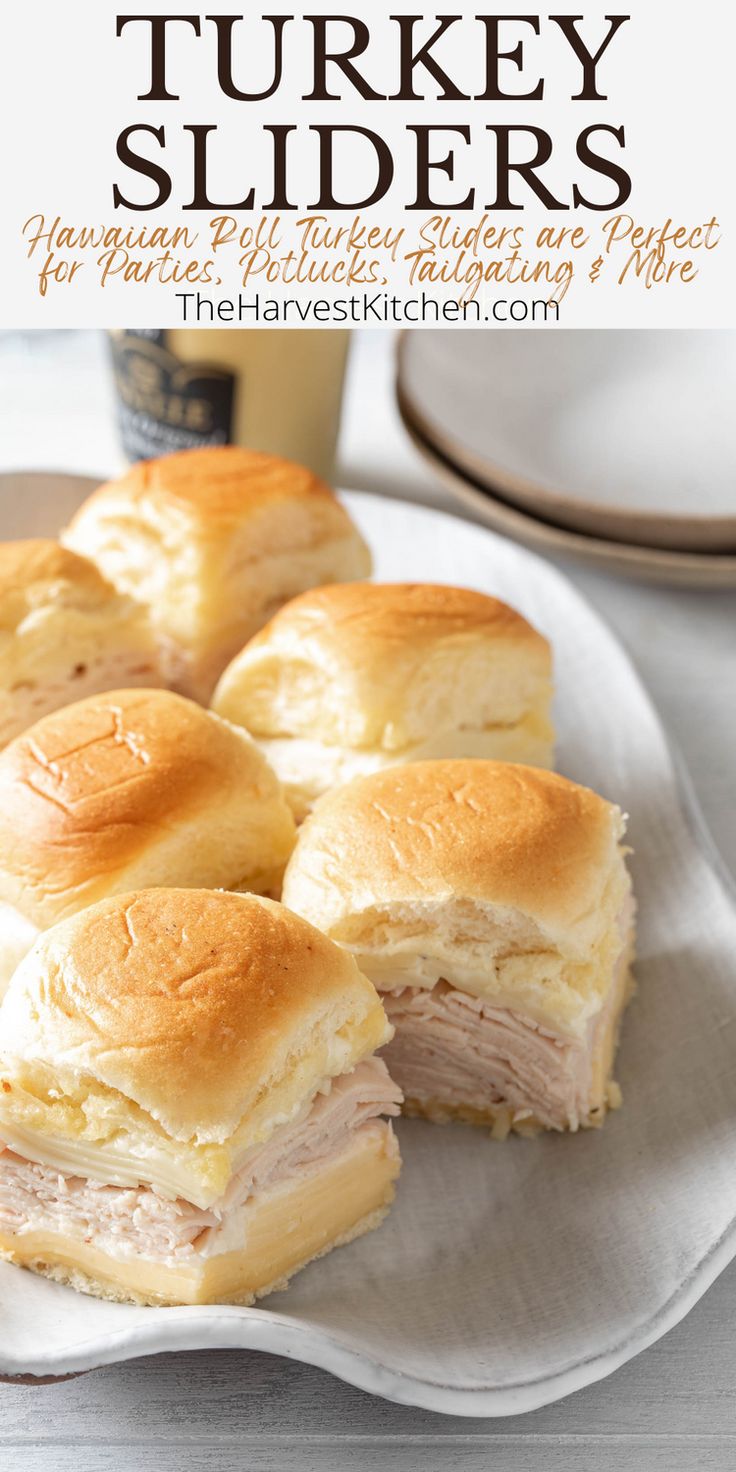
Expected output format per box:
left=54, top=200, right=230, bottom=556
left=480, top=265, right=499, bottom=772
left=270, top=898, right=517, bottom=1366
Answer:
left=1, top=479, right=736, bottom=1417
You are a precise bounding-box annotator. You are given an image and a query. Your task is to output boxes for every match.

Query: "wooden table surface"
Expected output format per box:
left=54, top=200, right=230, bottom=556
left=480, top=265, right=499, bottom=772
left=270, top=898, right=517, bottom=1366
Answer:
left=0, top=328, right=734, bottom=1470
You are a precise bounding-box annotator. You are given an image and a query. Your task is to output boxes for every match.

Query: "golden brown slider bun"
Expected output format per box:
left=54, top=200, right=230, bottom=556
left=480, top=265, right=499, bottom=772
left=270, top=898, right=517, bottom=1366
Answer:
left=283, top=760, right=635, bottom=1133
left=0, top=688, right=296, bottom=991
left=212, top=582, right=554, bottom=818
left=62, top=448, right=372, bottom=702
left=0, top=889, right=399, bottom=1305
left=0, top=539, right=160, bottom=749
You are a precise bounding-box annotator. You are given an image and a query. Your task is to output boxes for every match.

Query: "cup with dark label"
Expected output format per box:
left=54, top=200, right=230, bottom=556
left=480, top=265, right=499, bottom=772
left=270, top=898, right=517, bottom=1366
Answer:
left=108, top=329, right=350, bottom=481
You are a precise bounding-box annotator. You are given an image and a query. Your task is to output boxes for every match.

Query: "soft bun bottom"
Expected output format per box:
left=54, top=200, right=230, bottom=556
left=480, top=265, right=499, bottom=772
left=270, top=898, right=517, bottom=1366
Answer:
left=258, top=719, right=555, bottom=823
left=0, top=1126, right=399, bottom=1307
left=401, top=1074, right=625, bottom=1138
left=168, top=534, right=373, bottom=705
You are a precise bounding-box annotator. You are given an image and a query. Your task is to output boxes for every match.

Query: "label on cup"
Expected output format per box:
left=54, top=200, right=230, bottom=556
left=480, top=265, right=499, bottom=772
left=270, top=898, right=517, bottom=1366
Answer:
left=109, top=329, right=236, bottom=460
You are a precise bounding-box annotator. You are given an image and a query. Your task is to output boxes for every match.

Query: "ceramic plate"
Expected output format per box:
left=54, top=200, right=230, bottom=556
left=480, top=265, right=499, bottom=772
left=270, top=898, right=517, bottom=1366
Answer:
left=398, top=330, right=736, bottom=553
left=1, top=476, right=736, bottom=1417
left=399, top=407, right=736, bottom=588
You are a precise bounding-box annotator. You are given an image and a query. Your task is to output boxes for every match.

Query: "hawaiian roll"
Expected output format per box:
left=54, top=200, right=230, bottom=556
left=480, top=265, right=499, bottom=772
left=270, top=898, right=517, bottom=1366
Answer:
left=0, top=687, right=296, bottom=992
left=0, top=888, right=401, bottom=1306
left=282, top=760, right=635, bottom=1135
left=0, top=539, right=160, bottom=749
left=62, top=447, right=372, bottom=702
left=212, top=582, right=554, bottom=819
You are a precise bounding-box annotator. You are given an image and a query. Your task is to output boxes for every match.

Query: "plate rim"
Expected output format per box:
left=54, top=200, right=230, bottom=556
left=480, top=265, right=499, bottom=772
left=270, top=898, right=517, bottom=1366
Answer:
left=398, top=395, right=736, bottom=587
left=0, top=483, right=735, bottom=1415
left=397, top=332, right=736, bottom=553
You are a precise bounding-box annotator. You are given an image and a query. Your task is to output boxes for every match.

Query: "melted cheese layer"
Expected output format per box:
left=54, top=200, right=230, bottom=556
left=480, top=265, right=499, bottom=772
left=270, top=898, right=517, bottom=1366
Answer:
left=0, top=1116, right=227, bottom=1208
left=0, top=1124, right=400, bottom=1306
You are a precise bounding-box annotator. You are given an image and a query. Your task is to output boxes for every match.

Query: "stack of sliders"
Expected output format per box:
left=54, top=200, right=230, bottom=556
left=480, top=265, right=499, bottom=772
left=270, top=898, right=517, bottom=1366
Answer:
left=0, top=687, right=296, bottom=992
left=0, top=889, right=401, bottom=1305
left=212, top=581, right=554, bottom=819
left=283, top=761, right=635, bottom=1136
left=62, top=446, right=373, bottom=701
left=0, top=443, right=637, bottom=1314
left=0, top=449, right=371, bottom=744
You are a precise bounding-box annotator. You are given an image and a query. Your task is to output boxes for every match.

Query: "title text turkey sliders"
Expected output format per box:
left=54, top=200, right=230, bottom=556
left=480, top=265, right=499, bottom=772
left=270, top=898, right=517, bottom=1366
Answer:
left=112, top=14, right=633, bottom=214
left=0, top=890, right=401, bottom=1306
left=283, top=761, right=635, bottom=1136
left=115, top=14, right=628, bottom=105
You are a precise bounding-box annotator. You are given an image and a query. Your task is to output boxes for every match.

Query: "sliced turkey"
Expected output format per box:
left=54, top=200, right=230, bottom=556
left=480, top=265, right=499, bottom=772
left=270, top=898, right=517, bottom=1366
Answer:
left=381, top=983, right=596, bottom=1130
left=0, top=1057, right=402, bottom=1264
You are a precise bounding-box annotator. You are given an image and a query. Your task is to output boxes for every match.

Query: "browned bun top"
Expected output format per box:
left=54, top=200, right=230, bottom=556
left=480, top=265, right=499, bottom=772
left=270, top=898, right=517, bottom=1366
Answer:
left=81, top=447, right=343, bottom=528
left=0, top=688, right=295, bottom=927
left=246, top=581, right=547, bottom=655
left=212, top=582, right=551, bottom=753
left=282, top=759, right=625, bottom=938
left=0, top=889, right=388, bottom=1142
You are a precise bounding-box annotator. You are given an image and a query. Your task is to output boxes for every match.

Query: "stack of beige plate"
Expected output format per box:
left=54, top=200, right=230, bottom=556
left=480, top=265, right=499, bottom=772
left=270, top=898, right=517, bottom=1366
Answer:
left=397, top=330, right=736, bottom=586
